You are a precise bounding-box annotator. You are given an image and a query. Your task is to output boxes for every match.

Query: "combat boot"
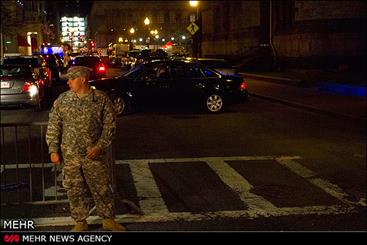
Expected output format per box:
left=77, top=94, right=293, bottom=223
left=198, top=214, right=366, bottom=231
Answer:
left=102, top=218, right=126, bottom=231
left=71, top=220, right=88, bottom=232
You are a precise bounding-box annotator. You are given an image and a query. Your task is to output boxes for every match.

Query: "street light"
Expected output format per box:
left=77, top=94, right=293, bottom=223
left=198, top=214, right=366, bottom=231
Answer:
left=149, top=30, right=159, bottom=50
left=189, top=1, right=198, bottom=7
left=129, top=28, right=135, bottom=34
left=189, top=1, right=201, bottom=58
left=144, top=17, right=150, bottom=26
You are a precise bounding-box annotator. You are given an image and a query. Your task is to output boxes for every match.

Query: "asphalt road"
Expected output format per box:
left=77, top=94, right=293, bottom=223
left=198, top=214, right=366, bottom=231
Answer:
left=1, top=69, right=366, bottom=231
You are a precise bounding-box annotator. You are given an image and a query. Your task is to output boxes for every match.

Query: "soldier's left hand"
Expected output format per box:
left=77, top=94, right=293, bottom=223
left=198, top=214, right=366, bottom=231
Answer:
left=86, top=146, right=102, bottom=159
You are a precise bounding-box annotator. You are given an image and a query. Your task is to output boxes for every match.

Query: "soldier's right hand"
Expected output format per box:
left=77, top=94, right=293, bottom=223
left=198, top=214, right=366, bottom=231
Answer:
left=50, top=152, right=61, bottom=165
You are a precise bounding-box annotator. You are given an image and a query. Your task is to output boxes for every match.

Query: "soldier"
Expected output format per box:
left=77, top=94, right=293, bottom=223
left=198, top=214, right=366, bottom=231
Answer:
left=46, top=66, right=125, bottom=232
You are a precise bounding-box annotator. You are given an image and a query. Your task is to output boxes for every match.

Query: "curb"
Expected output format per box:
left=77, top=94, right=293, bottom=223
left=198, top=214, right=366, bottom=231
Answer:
left=240, top=72, right=305, bottom=87
left=249, top=92, right=366, bottom=121
left=241, top=72, right=367, bottom=93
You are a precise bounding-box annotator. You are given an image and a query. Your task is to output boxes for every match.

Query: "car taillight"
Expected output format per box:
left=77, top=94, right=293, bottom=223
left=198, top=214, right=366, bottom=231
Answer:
left=23, top=81, right=38, bottom=97
left=98, top=65, right=106, bottom=73
left=240, top=81, right=246, bottom=91
left=22, top=81, right=32, bottom=92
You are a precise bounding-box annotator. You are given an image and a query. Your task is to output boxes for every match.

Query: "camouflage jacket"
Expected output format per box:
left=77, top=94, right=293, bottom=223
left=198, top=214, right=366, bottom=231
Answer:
left=46, top=88, right=116, bottom=156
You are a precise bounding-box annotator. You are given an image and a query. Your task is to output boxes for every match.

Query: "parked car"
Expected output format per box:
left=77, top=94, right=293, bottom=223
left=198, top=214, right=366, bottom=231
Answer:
left=2, top=55, right=52, bottom=87
left=89, top=60, right=248, bottom=115
left=0, top=65, right=47, bottom=109
left=41, top=54, right=62, bottom=82
left=72, top=56, right=107, bottom=80
left=134, top=49, right=169, bottom=67
left=109, top=57, right=122, bottom=68
left=122, top=50, right=141, bottom=69
left=194, top=58, right=240, bottom=76
left=54, top=53, right=66, bottom=72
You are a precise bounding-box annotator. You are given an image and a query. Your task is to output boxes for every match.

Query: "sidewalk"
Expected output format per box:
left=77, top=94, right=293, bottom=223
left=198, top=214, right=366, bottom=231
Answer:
left=241, top=69, right=366, bottom=87
left=240, top=70, right=366, bottom=120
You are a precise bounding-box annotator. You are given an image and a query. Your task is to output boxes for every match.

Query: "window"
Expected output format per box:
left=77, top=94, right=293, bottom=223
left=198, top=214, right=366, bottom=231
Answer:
left=171, top=63, right=203, bottom=78
left=202, top=67, right=220, bottom=78
left=156, top=11, right=164, bottom=24
left=169, top=11, right=177, bottom=24
left=123, top=66, right=142, bottom=79
left=137, top=63, right=170, bottom=81
left=74, top=57, right=101, bottom=67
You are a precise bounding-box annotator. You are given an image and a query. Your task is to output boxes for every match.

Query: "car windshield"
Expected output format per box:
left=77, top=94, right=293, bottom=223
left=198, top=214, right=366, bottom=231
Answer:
left=0, top=66, right=31, bottom=77
left=3, top=57, right=41, bottom=67
left=74, top=57, right=101, bottom=67
left=43, top=55, right=57, bottom=65
left=127, top=51, right=140, bottom=58
left=123, top=65, right=143, bottom=79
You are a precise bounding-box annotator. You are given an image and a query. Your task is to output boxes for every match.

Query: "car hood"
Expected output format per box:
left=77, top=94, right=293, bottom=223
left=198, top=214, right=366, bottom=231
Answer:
left=89, top=77, right=128, bottom=91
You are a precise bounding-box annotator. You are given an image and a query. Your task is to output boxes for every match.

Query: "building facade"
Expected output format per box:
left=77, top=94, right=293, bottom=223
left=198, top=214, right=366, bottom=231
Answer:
left=201, top=0, right=366, bottom=70
left=87, top=1, right=194, bottom=50
left=1, top=0, right=49, bottom=56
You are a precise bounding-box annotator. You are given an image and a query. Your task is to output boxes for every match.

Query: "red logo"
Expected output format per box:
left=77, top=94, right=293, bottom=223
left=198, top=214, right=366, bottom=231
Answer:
left=4, top=234, right=20, bottom=243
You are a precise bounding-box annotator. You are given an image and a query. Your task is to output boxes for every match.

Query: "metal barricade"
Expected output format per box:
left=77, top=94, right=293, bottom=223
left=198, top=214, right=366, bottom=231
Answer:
left=0, top=122, right=115, bottom=206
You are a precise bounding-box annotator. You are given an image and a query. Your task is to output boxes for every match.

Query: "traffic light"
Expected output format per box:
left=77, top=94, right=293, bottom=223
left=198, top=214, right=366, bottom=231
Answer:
left=91, top=40, right=95, bottom=47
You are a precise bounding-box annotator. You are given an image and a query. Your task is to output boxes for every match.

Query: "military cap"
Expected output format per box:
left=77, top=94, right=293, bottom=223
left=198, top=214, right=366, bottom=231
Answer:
left=61, top=66, right=92, bottom=80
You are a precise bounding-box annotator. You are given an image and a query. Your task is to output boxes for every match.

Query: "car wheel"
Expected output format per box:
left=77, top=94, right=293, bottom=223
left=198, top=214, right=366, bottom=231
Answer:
left=111, top=94, right=131, bottom=116
left=204, top=93, right=224, bottom=113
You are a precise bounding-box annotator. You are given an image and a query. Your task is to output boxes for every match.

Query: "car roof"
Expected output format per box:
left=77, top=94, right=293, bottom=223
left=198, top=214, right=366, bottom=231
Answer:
left=196, top=58, right=227, bottom=61
left=4, top=55, right=40, bottom=59
left=75, top=55, right=100, bottom=59
left=144, top=59, right=204, bottom=67
left=1, top=64, right=32, bottom=67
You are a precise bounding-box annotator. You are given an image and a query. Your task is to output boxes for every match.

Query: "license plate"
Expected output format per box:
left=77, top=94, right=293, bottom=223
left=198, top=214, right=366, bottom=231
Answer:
left=1, top=81, right=10, bottom=88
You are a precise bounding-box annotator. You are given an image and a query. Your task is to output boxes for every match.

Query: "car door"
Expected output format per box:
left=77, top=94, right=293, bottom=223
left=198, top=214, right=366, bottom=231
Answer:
left=133, top=62, right=173, bottom=104
left=170, top=62, right=205, bottom=102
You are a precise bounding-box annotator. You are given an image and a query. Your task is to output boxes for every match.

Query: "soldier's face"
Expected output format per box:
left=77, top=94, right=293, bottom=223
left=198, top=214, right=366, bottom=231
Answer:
left=68, top=77, right=84, bottom=93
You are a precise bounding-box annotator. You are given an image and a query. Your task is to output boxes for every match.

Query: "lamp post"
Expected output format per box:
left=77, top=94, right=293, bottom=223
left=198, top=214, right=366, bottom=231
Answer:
left=144, top=17, right=150, bottom=48
left=189, top=1, right=201, bottom=58
left=150, top=29, right=158, bottom=50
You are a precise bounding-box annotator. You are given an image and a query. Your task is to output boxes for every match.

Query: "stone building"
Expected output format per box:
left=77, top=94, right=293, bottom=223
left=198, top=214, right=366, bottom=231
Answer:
left=1, top=0, right=48, bottom=56
left=201, top=1, right=366, bottom=70
left=87, top=1, right=194, bottom=50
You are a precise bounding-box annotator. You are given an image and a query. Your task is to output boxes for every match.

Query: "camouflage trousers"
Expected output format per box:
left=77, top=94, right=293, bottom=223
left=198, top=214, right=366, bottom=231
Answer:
left=62, top=155, right=115, bottom=222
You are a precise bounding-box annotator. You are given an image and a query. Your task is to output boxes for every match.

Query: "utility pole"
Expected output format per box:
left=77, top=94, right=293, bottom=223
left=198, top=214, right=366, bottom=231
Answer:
left=0, top=30, right=3, bottom=59
left=269, top=0, right=277, bottom=70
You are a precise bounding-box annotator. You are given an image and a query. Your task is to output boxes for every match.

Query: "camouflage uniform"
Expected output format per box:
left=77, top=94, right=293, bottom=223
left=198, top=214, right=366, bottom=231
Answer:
left=46, top=88, right=116, bottom=222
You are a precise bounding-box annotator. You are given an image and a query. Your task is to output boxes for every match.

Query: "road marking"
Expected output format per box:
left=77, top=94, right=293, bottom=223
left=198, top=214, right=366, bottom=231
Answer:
left=30, top=204, right=357, bottom=227
left=206, top=159, right=277, bottom=212
left=276, top=157, right=366, bottom=207
left=1, top=156, right=301, bottom=171
left=114, top=156, right=302, bottom=165
left=128, top=161, right=169, bottom=214
left=2, top=155, right=365, bottom=227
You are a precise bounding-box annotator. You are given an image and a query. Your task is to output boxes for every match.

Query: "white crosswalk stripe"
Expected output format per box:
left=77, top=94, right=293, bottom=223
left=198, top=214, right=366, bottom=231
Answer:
left=128, top=161, right=169, bottom=214
left=1, top=155, right=365, bottom=228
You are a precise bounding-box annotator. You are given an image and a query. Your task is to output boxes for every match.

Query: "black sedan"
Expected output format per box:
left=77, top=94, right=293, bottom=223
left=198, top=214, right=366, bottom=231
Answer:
left=72, top=56, right=107, bottom=80
left=89, top=60, right=248, bottom=115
